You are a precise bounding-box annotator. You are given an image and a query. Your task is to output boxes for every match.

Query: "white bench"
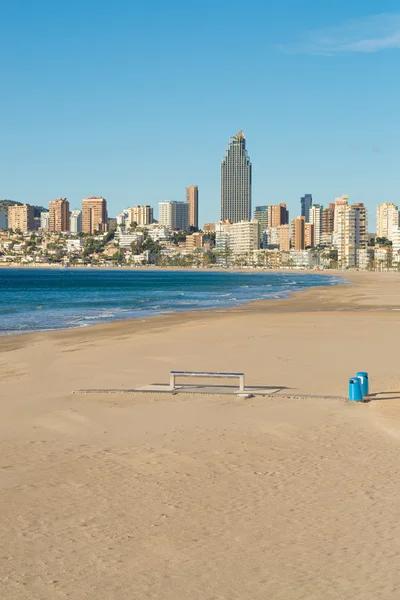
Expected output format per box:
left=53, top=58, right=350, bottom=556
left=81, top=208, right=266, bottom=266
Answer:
left=169, top=371, right=245, bottom=392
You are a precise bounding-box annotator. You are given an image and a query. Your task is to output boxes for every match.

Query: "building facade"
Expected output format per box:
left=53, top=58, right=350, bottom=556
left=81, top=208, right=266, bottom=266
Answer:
left=0, top=207, right=8, bottom=230
left=82, top=197, right=108, bottom=234
left=40, top=212, right=50, bottom=231
left=158, top=201, right=189, bottom=230
left=292, top=216, right=306, bottom=251
left=129, top=205, right=154, bottom=227
left=333, top=196, right=368, bottom=267
left=322, top=203, right=335, bottom=244
left=185, top=186, right=198, bottom=230
left=221, top=130, right=252, bottom=223
left=301, top=194, right=312, bottom=222
left=8, top=204, right=35, bottom=232
left=230, top=220, right=259, bottom=255
left=376, top=203, right=399, bottom=241
left=267, top=204, right=289, bottom=228
left=49, top=198, right=70, bottom=232
left=309, top=204, right=322, bottom=246
left=70, top=210, right=82, bottom=234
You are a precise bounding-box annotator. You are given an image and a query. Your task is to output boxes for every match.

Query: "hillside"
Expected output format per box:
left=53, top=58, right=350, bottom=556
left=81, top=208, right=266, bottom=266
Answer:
left=0, top=200, right=47, bottom=219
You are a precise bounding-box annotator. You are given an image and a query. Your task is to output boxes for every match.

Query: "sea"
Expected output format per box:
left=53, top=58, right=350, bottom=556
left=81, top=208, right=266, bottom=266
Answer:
left=0, top=268, right=342, bottom=335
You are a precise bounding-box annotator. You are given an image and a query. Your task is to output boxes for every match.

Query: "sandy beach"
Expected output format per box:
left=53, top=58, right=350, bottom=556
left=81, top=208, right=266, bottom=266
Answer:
left=1, top=271, right=400, bottom=599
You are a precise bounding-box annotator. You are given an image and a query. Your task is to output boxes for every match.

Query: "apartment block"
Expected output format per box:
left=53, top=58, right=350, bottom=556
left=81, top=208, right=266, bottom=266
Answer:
left=186, top=186, right=198, bottom=229
left=82, top=197, right=108, bottom=234
left=49, top=198, right=70, bottom=232
left=129, top=205, right=154, bottom=226
left=8, top=204, right=35, bottom=232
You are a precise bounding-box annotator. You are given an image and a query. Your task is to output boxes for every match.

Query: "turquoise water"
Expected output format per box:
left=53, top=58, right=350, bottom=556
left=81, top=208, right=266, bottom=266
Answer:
left=0, top=268, right=341, bottom=335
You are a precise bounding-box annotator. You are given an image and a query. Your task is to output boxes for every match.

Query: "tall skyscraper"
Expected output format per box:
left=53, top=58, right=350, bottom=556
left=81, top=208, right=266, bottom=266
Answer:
left=49, top=198, right=70, bottom=232
left=254, top=206, right=268, bottom=231
left=82, top=197, right=108, bottom=234
left=8, top=204, right=35, bottom=232
left=376, top=203, right=399, bottom=241
left=221, top=130, right=252, bottom=223
left=70, top=210, right=82, bottom=233
left=267, top=204, right=289, bottom=228
left=301, top=194, right=313, bottom=222
left=40, top=211, right=50, bottom=231
left=186, top=186, right=198, bottom=230
left=159, top=201, right=189, bottom=230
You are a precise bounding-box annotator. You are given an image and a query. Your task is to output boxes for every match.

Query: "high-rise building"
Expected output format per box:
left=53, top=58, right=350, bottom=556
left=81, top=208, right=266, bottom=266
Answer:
left=279, top=224, right=291, bottom=251
left=158, top=201, right=189, bottom=230
left=221, top=130, right=252, bottom=223
left=376, top=203, right=399, bottom=241
left=8, top=204, right=35, bottom=232
left=267, top=204, right=289, bottom=228
left=309, top=204, right=322, bottom=246
left=0, top=207, right=8, bottom=230
left=305, top=222, right=314, bottom=248
left=254, top=206, right=268, bottom=245
left=81, top=197, right=108, bottom=234
left=301, top=194, right=313, bottom=222
left=230, top=220, right=259, bottom=255
left=40, top=211, right=50, bottom=231
left=292, top=216, right=305, bottom=251
left=333, top=196, right=368, bottom=267
left=129, top=205, right=154, bottom=227
left=322, top=203, right=335, bottom=244
left=70, top=210, right=82, bottom=234
left=49, top=198, right=70, bottom=232
left=186, top=186, right=198, bottom=230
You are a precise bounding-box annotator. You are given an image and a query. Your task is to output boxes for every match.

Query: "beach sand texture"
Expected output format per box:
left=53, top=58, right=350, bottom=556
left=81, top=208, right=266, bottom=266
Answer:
left=1, top=271, right=400, bottom=599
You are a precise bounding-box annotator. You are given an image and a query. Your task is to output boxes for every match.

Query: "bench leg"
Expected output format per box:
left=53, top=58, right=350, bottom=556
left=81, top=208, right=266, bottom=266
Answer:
left=169, top=373, right=175, bottom=391
left=239, top=375, right=244, bottom=392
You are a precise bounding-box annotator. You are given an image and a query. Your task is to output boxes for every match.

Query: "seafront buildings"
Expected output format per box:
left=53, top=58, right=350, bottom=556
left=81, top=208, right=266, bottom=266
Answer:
left=186, top=186, right=199, bottom=230
left=159, top=201, right=189, bottom=231
left=82, top=197, right=108, bottom=234
left=49, top=198, right=70, bottom=232
left=3, top=131, right=400, bottom=271
left=221, top=130, right=252, bottom=223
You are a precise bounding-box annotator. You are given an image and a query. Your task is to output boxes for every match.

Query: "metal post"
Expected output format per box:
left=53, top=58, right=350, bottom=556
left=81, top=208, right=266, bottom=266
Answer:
left=239, top=375, right=244, bottom=392
left=169, top=373, right=175, bottom=391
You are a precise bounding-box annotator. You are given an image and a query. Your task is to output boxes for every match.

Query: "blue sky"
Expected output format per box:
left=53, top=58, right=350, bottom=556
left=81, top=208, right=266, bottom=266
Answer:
left=1, top=0, right=399, bottom=229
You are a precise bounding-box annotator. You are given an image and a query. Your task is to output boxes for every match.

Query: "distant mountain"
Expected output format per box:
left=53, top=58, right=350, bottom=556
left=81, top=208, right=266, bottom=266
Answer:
left=0, top=199, right=48, bottom=219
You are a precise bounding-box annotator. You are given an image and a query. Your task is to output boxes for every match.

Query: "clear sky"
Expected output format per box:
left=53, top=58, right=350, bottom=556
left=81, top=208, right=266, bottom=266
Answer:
left=1, top=0, right=399, bottom=229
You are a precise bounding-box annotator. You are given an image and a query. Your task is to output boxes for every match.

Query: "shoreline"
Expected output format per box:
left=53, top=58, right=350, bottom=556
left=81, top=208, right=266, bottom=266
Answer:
left=0, top=270, right=345, bottom=341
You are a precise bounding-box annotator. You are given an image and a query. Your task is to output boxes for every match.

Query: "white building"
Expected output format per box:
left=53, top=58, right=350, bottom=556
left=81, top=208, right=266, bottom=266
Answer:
left=116, top=210, right=130, bottom=229
left=356, top=248, right=374, bottom=270
left=129, top=205, right=153, bottom=226
left=230, top=220, right=259, bottom=255
left=66, top=239, right=83, bottom=253
left=0, top=207, right=8, bottom=230
left=376, top=203, right=399, bottom=241
left=158, top=201, right=189, bottom=231
left=70, top=210, right=82, bottom=234
left=289, top=250, right=318, bottom=269
left=146, top=225, right=173, bottom=242
left=333, top=196, right=367, bottom=267
left=263, top=226, right=280, bottom=247
left=391, top=228, right=400, bottom=266
left=117, top=231, right=145, bottom=249
left=40, top=211, right=50, bottom=231
left=309, top=205, right=322, bottom=246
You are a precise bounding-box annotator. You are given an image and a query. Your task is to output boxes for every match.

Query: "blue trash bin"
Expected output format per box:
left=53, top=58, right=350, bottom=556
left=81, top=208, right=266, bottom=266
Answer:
left=349, top=377, right=363, bottom=401
left=356, top=372, right=369, bottom=396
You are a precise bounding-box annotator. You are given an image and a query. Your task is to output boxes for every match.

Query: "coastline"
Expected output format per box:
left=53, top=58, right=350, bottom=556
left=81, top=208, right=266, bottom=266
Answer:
left=1, top=271, right=400, bottom=599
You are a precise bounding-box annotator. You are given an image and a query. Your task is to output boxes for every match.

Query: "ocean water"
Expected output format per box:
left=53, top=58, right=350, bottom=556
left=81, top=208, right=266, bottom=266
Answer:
left=0, top=268, right=341, bottom=335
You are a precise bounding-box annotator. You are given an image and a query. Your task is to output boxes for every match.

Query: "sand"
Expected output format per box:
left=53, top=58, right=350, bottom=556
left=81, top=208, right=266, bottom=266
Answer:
left=1, top=271, right=400, bottom=599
